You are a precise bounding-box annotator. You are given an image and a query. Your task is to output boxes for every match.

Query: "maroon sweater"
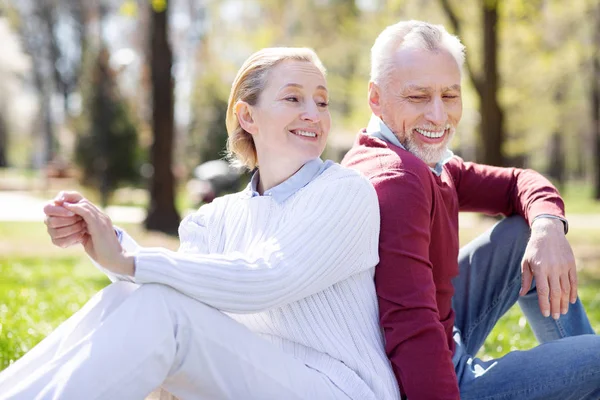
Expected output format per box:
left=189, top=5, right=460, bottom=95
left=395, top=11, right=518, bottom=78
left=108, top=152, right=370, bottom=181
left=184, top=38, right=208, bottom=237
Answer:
left=342, top=132, right=565, bottom=400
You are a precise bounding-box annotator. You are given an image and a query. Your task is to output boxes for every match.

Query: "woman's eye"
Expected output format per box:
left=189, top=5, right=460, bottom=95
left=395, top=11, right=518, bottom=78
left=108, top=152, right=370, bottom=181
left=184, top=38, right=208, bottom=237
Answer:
left=318, top=101, right=329, bottom=108
left=285, top=96, right=299, bottom=102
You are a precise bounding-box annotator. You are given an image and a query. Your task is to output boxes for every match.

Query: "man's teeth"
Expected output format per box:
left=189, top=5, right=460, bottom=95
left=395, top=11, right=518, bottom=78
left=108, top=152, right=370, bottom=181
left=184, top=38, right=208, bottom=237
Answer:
left=294, top=130, right=317, bottom=138
left=415, top=127, right=448, bottom=139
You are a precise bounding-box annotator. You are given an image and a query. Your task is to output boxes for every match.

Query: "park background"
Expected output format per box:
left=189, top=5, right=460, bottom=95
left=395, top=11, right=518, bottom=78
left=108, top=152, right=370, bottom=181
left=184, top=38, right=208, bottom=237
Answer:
left=1, top=0, right=599, bottom=372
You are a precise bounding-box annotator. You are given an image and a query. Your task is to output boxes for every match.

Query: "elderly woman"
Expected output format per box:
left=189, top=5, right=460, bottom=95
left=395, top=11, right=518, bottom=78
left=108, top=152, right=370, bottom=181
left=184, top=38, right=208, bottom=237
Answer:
left=0, top=48, right=399, bottom=400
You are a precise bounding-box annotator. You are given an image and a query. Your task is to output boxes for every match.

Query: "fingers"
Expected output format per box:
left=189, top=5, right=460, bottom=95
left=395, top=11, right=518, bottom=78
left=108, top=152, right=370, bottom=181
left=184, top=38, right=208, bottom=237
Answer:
left=548, top=275, right=562, bottom=320
left=54, top=191, right=85, bottom=204
left=50, top=229, right=87, bottom=248
left=48, top=219, right=86, bottom=240
left=45, top=215, right=83, bottom=229
left=62, top=201, right=112, bottom=237
left=560, top=275, right=570, bottom=315
left=520, top=260, right=533, bottom=296
left=44, top=202, right=75, bottom=218
left=535, top=278, right=551, bottom=318
left=568, top=268, right=578, bottom=304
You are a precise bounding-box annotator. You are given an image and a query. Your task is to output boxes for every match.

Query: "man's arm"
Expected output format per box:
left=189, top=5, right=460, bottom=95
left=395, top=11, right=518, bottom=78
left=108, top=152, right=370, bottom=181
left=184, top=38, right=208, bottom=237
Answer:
left=448, top=158, right=576, bottom=319
left=373, top=169, right=460, bottom=400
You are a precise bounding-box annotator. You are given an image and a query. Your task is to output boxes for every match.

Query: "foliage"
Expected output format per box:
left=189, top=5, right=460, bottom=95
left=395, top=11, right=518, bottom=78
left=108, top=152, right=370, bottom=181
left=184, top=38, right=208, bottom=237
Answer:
left=75, top=46, right=143, bottom=206
left=187, top=70, right=230, bottom=168
left=0, top=256, right=108, bottom=370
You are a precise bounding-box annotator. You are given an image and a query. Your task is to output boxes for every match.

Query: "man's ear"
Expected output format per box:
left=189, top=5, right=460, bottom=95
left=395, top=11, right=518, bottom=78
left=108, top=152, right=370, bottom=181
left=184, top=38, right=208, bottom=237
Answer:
left=235, top=101, right=258, bottom=135
left=368, top=82, right=382, bottom=116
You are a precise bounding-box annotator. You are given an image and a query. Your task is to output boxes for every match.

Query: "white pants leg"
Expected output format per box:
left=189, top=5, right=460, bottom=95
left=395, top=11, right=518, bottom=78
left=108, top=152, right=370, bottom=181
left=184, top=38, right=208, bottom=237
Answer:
left=0, top=282, right=348, bottom=400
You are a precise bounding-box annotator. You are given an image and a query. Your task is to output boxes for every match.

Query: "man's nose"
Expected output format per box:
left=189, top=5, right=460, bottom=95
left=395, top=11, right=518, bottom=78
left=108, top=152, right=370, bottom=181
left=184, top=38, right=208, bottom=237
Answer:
left=425, top=97, right=447, bottom=127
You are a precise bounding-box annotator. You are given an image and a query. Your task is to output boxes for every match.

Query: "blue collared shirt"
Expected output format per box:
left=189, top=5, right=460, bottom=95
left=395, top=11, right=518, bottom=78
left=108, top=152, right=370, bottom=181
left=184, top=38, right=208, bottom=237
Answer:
left=366, top=114, right=454, bottom=176
left=246, top=158, right=334, bottom=203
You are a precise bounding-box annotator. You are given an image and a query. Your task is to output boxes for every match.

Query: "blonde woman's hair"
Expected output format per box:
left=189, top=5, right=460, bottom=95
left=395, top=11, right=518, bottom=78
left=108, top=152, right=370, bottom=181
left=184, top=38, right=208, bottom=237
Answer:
left=225, top=47, right=326, bottom=170
left=370, top=20, right=465, bottom=86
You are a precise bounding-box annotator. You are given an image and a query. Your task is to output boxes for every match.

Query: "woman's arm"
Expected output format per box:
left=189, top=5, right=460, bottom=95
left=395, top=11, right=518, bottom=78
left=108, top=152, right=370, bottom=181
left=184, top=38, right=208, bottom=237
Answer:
left=69, top=173, right=380, bottom=313
left=132, top=175, right=380, bottom=313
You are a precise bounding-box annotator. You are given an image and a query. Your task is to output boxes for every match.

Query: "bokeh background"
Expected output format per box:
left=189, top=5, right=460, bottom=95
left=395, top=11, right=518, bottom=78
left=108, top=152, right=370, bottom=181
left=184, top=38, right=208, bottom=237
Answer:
left=1, top=0, right=599, bottom=372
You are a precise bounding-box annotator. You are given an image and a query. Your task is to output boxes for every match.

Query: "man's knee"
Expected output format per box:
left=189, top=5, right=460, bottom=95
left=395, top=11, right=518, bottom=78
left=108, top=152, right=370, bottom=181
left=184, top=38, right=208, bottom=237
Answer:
left=500, top=215, right=530, bottom=241
left=490, top=215, right=530, bottom=253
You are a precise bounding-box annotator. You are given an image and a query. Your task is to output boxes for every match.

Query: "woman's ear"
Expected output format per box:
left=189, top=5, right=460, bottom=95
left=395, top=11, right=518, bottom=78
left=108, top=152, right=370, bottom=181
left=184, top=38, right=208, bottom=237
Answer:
left=235, top=101, right=258, bottom=135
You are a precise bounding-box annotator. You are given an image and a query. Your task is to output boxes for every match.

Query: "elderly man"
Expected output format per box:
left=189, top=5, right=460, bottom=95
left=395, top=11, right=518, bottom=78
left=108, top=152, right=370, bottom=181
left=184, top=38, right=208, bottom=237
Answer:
left=342, top=20, right=600, bottom=400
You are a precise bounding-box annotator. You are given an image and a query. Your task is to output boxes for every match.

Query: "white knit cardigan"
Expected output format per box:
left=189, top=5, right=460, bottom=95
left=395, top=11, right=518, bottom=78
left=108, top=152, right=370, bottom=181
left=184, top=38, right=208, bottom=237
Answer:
left=97, top=164, right=399, bottom=400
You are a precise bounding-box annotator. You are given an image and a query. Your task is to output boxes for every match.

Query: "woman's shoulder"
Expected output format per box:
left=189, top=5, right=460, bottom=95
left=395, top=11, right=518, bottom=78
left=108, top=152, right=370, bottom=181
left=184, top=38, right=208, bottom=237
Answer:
left=308, top=161, right=378, bottom=200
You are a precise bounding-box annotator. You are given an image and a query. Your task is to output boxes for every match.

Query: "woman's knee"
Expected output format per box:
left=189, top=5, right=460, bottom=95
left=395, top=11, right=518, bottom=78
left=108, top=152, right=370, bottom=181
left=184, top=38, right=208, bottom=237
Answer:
left=100, top=281, right=139, bottom=301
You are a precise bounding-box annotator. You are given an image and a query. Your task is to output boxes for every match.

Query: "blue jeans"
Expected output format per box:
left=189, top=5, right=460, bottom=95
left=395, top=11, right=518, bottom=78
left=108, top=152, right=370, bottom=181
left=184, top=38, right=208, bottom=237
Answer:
left=452, top=216, right=600, bottom=400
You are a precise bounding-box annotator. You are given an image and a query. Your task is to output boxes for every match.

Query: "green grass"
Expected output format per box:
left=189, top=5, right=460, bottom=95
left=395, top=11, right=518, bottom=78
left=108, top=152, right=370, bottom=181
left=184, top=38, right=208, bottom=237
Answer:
left=0, top=219, right=599, bottom=373
left=561, top=181, right=600, bottom=214
left=0, top=256, right=108, bottom=370
left=478, top=286, right=600, bottom=359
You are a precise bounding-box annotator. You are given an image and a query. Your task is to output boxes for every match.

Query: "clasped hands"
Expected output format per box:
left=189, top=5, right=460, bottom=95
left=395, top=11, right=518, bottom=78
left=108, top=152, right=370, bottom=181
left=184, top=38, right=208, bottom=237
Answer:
left=43, top=191, right=135, bottom=276
left=520, top=218, right=578, bottom=320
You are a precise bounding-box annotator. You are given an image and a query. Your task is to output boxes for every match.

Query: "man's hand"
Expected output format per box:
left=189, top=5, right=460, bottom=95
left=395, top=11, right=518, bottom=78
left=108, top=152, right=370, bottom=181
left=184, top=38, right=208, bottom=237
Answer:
left=520, top=218, right=577, bottom=320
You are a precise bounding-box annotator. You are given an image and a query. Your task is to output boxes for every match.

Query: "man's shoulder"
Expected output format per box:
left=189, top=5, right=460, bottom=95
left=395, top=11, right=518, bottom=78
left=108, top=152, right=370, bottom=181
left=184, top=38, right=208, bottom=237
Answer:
left=342, top=130, right=434, bottom=182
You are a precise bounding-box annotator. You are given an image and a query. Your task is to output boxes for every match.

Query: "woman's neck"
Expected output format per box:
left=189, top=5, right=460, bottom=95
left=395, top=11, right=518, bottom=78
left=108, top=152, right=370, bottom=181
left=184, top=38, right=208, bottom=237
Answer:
left=256, top=158, right=304, bottom=195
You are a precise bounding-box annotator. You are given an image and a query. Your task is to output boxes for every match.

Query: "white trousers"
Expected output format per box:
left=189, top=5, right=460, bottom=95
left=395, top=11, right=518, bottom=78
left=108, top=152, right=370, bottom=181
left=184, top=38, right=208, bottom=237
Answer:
left=0, top=282, right=347, bottom=400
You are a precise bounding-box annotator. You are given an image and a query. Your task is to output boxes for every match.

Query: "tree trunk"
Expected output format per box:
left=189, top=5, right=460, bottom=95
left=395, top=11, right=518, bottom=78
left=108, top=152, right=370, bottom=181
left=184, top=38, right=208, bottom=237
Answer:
left=593, top=2, right=600, bottom=199
left=548, top=132, right=565, bottom=192
left=548, top=85, right=566, bottom=193
left=439, top=0, right=505, bottom=166
left=0, top=111, right=7, bottom=168
left=481, top=0, right=504, bottom=166
left=144, top=1, right=181, bottom=234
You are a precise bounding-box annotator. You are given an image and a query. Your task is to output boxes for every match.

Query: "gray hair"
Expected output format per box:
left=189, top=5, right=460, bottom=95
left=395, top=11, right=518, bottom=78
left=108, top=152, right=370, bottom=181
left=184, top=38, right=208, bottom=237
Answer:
left=370, top=20, right=466, bottom=85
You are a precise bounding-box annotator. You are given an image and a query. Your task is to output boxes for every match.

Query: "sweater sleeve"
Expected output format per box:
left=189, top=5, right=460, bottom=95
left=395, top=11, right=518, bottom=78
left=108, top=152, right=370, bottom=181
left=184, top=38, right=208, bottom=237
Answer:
left=133, top=175, right=380, bottom=313
left=373, top=168, right=460, bottom=400
left=447, top=157, right=565, bottom=223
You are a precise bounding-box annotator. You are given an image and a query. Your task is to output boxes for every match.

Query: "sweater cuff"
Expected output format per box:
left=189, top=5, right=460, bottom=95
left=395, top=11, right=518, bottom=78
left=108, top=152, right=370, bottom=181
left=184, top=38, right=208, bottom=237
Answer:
left=531, top=214, right=568, bottom=235
left=114, top=226, right=124, bottom=242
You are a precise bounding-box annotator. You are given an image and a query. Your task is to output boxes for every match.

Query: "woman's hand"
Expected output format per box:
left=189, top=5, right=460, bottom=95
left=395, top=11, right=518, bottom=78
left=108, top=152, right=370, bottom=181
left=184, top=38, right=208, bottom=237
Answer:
left=44, top=192, right=87, bottom=248
left=45, top=191, right=135, bottom=276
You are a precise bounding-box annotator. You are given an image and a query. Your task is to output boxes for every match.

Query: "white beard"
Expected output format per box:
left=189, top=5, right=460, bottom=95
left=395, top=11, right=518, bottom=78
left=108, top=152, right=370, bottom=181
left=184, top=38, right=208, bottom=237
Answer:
left=403, top=129, right=455, bottom=166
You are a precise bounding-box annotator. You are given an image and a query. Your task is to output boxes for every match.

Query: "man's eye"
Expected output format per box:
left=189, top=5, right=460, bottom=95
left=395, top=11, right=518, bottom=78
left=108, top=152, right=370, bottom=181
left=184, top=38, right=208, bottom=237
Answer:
left=318, top=101, right=329, bottom=108
left=285, top=96, right=299, bottom=102
left=408, top=96, right=426, bottom=101
left=444, top=95, right=459, bottom=99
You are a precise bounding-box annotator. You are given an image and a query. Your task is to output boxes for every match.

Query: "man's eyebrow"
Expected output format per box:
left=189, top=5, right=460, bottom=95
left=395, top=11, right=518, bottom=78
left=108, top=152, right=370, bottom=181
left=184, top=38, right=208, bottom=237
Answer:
left=403, top=85, right=430, bottom=93
left=445, top=84, right=461, bottom=91
left=403, top=84, right=462, bottom=92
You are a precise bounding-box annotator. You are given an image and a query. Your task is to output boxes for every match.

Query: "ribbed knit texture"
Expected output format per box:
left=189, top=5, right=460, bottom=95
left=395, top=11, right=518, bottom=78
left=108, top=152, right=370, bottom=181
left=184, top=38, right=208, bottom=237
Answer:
left=106, top=164, right=399, bottom=400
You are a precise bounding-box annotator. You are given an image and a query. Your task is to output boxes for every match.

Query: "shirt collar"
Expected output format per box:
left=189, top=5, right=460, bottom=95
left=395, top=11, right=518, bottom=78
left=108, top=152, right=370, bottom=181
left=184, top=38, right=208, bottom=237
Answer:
left=247, top=158, right=329, bottom=203
left=366, top=114, right=453, bottom=176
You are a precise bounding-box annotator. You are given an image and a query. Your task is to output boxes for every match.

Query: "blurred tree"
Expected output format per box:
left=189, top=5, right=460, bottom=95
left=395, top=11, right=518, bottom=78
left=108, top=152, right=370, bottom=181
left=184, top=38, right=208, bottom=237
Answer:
left=593, top=0, right=600, bottom=199
left=9, top=0, right=87, bottom=166
left=0, top=108, right=7, bottom=168
left=188, top=70, right=229, bottom=167
left=144, top=0, right=180, bottom=234
left=75, top=46, right=141, bottom=207
left=440, top=0, right=505, bottom=166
